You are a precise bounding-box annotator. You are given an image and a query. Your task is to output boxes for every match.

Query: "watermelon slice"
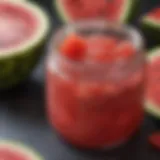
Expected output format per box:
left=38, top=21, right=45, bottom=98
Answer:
left=141, top=8, right=160, bottom=43
left=145, top=47, right=160, bottom=119
left=55, top=0, right=139, bottom=23
left=0, top=140, right=43, bottom=160
left=0, top=0, right=50, bottom=89
left=2, top=0, right=26, bottom=2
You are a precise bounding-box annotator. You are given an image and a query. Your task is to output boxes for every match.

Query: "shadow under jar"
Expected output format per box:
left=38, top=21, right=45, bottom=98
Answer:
left=46, top=21, right=145, bottom=150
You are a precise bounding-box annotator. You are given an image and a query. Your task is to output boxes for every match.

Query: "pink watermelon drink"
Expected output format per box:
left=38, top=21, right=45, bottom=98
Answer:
left=46, top=21, right=145, bottom=149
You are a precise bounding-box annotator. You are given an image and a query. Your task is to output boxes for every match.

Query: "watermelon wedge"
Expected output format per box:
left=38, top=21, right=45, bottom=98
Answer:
left=55, top=0, right=139, bottom=23
left=145, top=48, right=160, bottom=119
left=0, top=140, right=43, bottom=160
left=0, top=0, right=50, bottom=89
left=141, top=8, right=160, bottom=43
left=2, top=0, right=26, bottom=1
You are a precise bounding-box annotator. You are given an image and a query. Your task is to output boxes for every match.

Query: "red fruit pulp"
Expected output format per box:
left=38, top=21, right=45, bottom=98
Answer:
left=149, top=132, right=160, bottom=149
left=0, top=2, right=37, bottom=49
left=0, top=148, right=29, bottom=160
left=47, top=34, right=144, bottom=149
left=60, top=34, right=87, bottom=60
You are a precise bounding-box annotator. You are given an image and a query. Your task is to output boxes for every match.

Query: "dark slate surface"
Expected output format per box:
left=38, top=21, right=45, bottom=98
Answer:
left=0, top=0, right=160, bottom=159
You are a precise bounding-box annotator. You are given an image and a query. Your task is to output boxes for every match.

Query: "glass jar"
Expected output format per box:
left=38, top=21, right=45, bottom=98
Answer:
left=46, top=21, right=145, bottom=149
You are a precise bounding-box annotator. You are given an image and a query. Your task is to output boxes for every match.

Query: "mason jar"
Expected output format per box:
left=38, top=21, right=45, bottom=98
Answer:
left=46, top=20, right=145, bottom=149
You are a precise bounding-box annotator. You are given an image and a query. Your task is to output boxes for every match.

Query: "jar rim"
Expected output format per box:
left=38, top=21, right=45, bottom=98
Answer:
left=49, top=20, right=144, bottom=66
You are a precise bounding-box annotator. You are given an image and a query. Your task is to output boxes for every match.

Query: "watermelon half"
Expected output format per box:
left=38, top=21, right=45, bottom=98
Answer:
left=55, top=0, right=139, bottom=23
left=145, top=48, right=160, bottom=119
left=141, top=8, right=160, bottom=43
left=3, top=0, right=25, bottom=1
left=0, top=140, right=43, bottom=160
left=0, top=1, right=50, bottom=89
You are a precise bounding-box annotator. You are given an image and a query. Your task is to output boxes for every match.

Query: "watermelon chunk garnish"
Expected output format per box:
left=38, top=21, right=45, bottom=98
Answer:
left=60, top=34, right=87, bottom=61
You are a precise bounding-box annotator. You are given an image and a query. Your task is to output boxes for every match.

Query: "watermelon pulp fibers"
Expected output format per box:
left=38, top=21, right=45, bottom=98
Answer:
left=47, top=33, right=144, bottom=149
left=57, top=0, right=135, bottom=22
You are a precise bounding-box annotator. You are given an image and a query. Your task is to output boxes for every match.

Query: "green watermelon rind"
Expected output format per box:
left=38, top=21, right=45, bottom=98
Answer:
left=145, top=101, right=160, bottom=119
left=54, top=0, right=139, bottom=23
left=124, top=0, right=140, bottom=22
left=141, top=16, right=160, bottom=43
left=119, top=0, right=139, bottom=23
left=141, top=16, right=160, bottom=30
left=0, top=40, right=45, bottom=89
left=0, top=140, right=44, bottom=160
left=54, top=0, right=69, bottom=22
left=145, top=48, right=160, bottom=119
left=0, top=1, right=50, bottom=89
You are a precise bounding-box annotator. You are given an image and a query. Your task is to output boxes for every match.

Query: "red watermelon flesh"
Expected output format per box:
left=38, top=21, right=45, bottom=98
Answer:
left=60, top=0, right=126, bottom=22
left=0, top=2, right=38, bottom=49
left=147, top=57, right=160, bottom=106
left=0, top=148, right=29, bottom=160
left=147, top=8, right=160, bottom=21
